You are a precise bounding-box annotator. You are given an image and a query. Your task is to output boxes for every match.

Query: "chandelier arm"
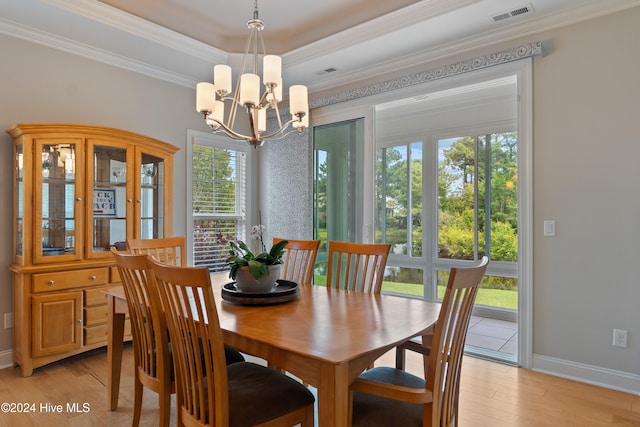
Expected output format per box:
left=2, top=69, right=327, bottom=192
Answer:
left=258, top=89, right=272, bottom=110
left=273, top=101, right=284, bottom=128
left=246, top=105, right=260, bottom=144
left=229, top=26, right=258, bottom=130
left=206, top=117, right=253, bottom=142
left=257, top=118, right=298, bottom=141
left=265, top=128, right=305, bottom=142
left=258, top=29, right=267, bottom=59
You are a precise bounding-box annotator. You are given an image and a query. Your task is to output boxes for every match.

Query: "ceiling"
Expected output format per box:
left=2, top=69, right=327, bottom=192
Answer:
left=0, top=0, right=638, bottom=92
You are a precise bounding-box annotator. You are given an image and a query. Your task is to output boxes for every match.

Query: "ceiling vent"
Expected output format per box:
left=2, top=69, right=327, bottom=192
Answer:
left=492, top=3, right=534, bottom=22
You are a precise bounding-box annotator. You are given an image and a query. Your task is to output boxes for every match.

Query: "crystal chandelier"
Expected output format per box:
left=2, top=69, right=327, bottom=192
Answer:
left=196, top=0, right=309, bottom=147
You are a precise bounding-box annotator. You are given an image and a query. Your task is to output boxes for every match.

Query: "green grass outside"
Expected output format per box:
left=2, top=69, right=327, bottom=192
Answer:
left=314, top=275, right=517, bottom=310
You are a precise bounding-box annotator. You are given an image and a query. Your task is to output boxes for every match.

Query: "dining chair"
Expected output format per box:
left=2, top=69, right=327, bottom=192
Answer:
left=146, top=257, right=316, bottom=427
left=127, top=236, right=186, bottom=266
left=111, top=248, right=173, bottom=427
left=127, top=237, right=246, bottom=365
left=273, top=238, right=320, bottom=285
left=326, top=241, right=391, bottom=293
left=349, top=256, right=489, bottom=427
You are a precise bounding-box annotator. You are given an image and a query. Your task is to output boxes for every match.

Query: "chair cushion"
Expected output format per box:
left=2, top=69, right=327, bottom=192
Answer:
left=352, top=367, right=426, bottom=427
left=227, top=362, right=315, bottom=427
left=224, top=344, right=246, bottom=365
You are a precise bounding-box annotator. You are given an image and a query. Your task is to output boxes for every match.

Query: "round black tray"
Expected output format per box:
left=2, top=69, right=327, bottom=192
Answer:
left=221, top=280, right=299, bottom=305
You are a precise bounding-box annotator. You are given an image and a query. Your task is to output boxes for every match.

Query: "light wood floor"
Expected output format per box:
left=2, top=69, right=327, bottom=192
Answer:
left=1, top=344, right=639, bottom=426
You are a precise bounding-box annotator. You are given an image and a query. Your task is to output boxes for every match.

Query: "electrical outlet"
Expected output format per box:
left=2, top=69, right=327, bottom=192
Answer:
left=613, top=328, right=627, bottom=348
left=3, top=313, right=13, bottom=329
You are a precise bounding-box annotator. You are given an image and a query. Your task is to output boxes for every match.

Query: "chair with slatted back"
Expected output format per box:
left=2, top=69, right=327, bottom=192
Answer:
left=126, top=238, right=246, bottom=366
left=146, top=257, right=316, bottom=427
left=127, top=236, right=186, bottom=266
left=273, top=238, right=320, bottom=285
left=111, top=248, right=173, bottom=427
left=349, top=257, right=489, bottom=427
left=326, top=241, right=391, bottom=293
left=123, top=239, right=245, bottom=383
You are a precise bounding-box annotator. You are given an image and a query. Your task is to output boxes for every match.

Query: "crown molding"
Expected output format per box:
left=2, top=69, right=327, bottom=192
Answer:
left=0, top=16, right=198, bottom=88
left=302, top=0, right=640, bottom=92
left=2, top=0, right=639, bottom=91
left=284, top=0, right=479, bottom=67
left=43, top=0, right=227, bottom=64
left=310, top=41, right=542, bottom=109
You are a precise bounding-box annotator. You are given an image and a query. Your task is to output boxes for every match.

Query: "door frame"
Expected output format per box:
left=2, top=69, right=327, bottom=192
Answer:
left=311, top=59, right=532, bottom=368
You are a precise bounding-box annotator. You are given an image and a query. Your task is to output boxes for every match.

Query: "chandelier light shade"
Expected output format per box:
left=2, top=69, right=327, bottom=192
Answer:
left=196, top=0, right=309, bottom=147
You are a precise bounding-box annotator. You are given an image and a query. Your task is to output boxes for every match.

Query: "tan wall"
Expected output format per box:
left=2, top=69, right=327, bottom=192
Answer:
left=0, top=5, right=638, bottom=390
left=304, top=6, right=640, bottom=388
left=0, top=35, right=209, bottom=353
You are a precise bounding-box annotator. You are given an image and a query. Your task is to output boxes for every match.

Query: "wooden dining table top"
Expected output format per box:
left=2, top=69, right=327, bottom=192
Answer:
left=106, top=272, right=440, bottom=427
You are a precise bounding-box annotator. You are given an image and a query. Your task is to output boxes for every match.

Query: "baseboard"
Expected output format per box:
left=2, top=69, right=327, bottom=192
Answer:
left=532, top=354, right=640, bottom=395
left=0, top=349, right=14, bottom=370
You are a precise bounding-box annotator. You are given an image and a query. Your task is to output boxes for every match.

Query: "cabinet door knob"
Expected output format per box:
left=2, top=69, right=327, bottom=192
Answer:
left=90, top=275, right=96, bottom=280
left=127, top=199, right=133, bottom=203
left=76, top=197, right=82, bottom=201
left=77, top=319, right=82, bottom=324
left=48, top=280, right=55, bottom=286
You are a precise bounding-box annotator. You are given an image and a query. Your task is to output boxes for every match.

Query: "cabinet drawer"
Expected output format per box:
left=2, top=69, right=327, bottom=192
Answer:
left=110, top=266, right=121, bottom=284
left=84, top=286, right=111, bottom=307
left=32, top=268, right=108, bottom=293
left=84, top=320, right=131, bottom=345
left=84, top=306, right=108, bottom=326
left=84, top=324, right=107, bottom=345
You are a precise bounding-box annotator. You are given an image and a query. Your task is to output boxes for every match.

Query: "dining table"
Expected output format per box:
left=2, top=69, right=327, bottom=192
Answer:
left=106, top=272, right=440, bottom=427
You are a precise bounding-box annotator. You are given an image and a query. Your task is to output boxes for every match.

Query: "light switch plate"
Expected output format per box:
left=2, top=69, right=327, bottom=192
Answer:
left=543, top=220, right=556, bottom=237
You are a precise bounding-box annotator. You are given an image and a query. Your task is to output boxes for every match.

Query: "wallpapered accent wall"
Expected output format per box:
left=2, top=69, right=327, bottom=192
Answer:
left=260, top=126, right=313, bottom=243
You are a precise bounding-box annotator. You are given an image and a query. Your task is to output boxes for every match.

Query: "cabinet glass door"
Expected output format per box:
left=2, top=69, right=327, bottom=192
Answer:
left=34, top=140, right=82, bottom=263
left=88, top=143, right=133, bottom=257
left=138, top=152, right=165, bottom=239
left=15, top=143, right=24, bottom=259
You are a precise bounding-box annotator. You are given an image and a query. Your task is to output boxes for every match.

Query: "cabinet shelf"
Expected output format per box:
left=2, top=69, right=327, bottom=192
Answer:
left=7, top=123, right=178, bottom=376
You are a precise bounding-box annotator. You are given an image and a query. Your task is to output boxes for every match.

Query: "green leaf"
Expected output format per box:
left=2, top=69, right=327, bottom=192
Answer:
left=269, top=240, right=288, bottom=263
left=248, top=260, right=268, bottom=279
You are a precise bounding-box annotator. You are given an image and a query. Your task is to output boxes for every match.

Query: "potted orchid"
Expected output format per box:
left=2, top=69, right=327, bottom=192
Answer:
left=226, top=225, right=288, bottom=292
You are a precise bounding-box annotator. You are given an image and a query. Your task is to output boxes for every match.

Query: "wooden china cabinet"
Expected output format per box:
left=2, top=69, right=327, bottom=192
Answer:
left=7, top=123, right=178, bottom=376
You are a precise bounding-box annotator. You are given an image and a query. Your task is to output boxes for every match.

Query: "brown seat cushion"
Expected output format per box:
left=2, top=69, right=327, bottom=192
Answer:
left=351, top=366, right=426, bottom=427
left=223, top=344, right=246, bottom=365
left=227, top=362, right=315, bottom=427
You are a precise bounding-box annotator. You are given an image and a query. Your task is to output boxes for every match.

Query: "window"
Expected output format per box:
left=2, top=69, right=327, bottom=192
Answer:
left=436, top=133, right=518, bottom=263
left=374, top=76, right=519, bottom=309
left=187, top=131, right=251, bottom=270
left=435, top=133, right=518, bottom=312
left=375, top=142, right=423, bottom=258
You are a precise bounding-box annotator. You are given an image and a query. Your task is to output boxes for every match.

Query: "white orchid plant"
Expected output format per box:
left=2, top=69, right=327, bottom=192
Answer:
left=225, top=224, right=288, bottom=280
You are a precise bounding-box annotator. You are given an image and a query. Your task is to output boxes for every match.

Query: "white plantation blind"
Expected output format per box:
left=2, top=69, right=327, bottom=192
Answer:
left=190, top=136, right=249, bottom=271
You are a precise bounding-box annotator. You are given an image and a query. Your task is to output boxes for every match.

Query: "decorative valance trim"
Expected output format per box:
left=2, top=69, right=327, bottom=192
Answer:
left=310, top=41, right=543, bottom=109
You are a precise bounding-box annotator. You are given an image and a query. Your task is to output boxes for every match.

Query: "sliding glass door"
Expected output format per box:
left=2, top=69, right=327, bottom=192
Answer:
left=374, top=75, right=520, bottom=362
left=311, top=61, right=532, bottom=365
left=313, top=119, right=365, bottom=283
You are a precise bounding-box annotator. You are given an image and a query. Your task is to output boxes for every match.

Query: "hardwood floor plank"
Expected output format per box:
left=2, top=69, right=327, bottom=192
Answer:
left=0, top=344, right=638, bottom=426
